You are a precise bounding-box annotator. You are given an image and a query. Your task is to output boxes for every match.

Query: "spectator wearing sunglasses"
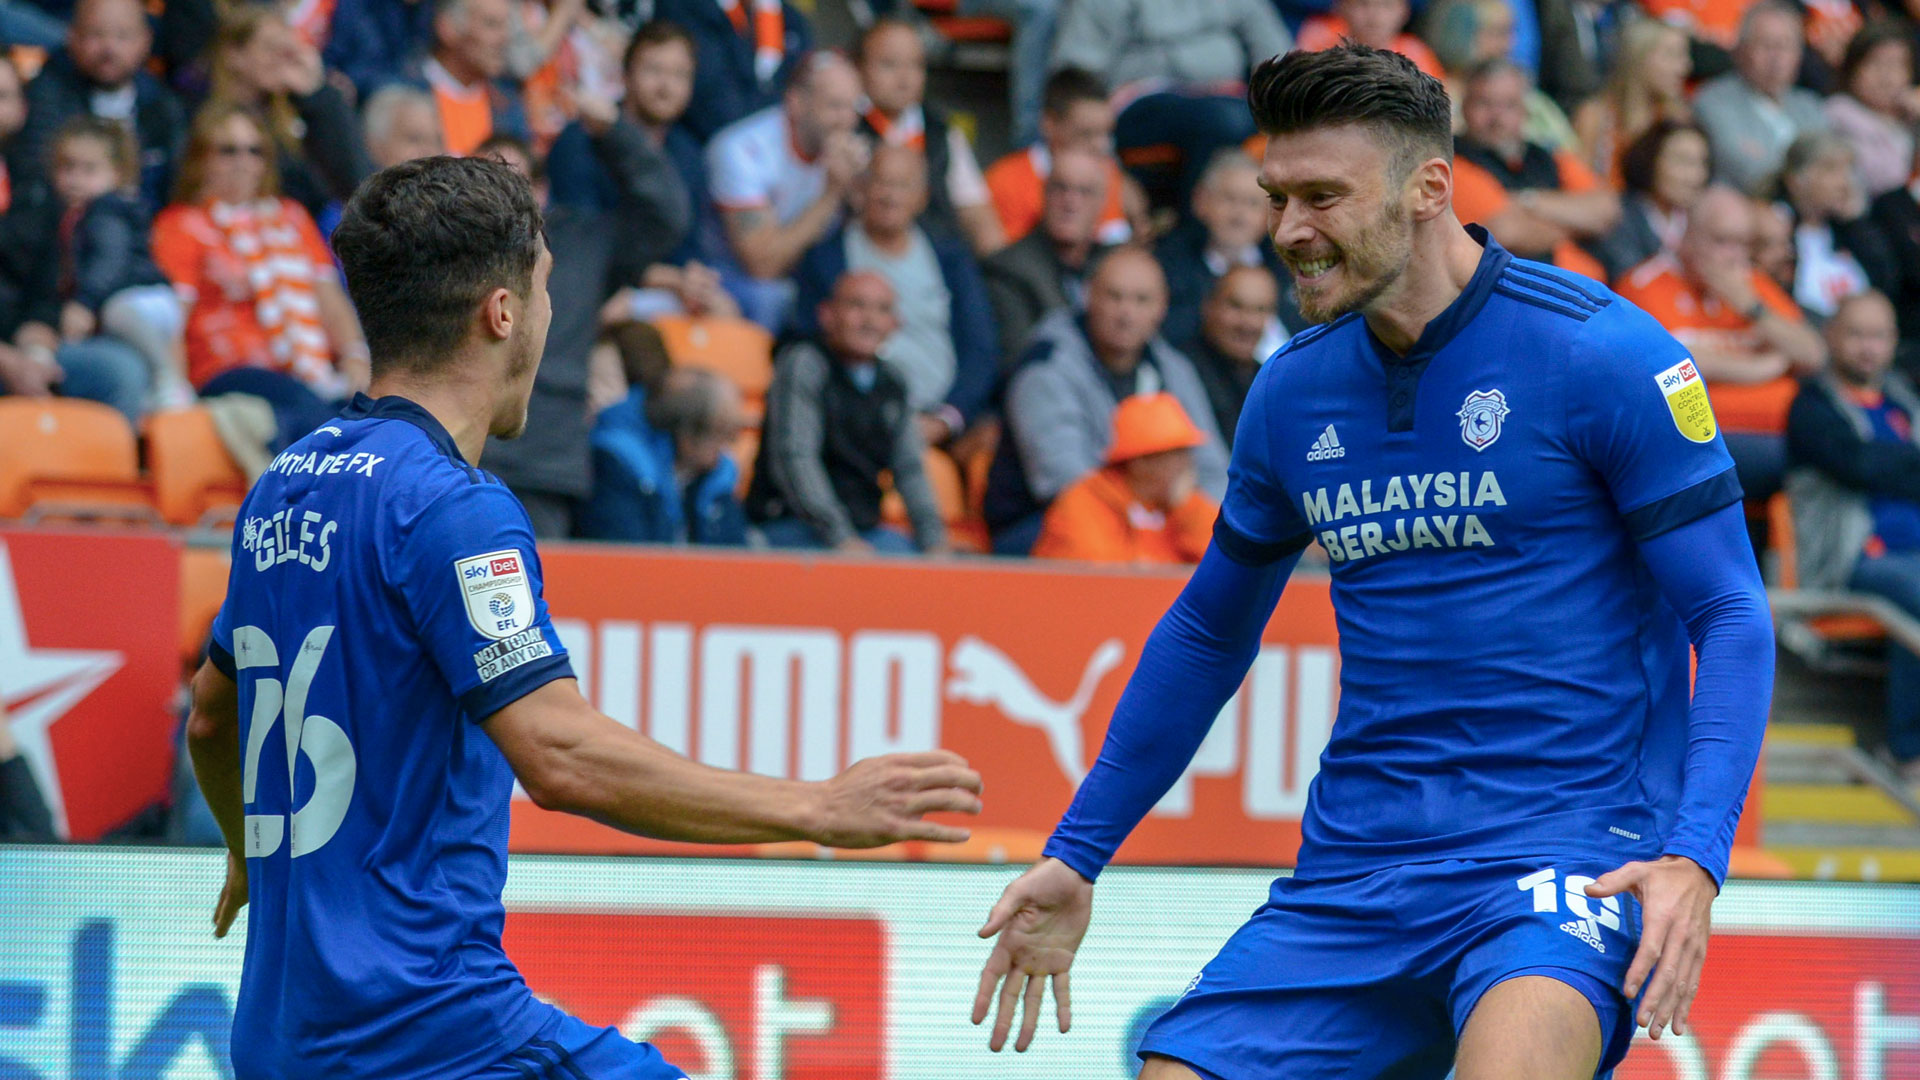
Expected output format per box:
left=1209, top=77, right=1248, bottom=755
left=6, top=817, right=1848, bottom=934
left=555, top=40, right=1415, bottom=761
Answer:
left=152, top=103, right=369, bottom=443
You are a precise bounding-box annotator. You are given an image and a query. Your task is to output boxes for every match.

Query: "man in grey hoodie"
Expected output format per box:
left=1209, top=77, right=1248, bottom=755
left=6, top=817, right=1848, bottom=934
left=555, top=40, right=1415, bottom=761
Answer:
left=985, top=246, right=1229, bottom=554
left=1785, top=291, right=1920, bottom=781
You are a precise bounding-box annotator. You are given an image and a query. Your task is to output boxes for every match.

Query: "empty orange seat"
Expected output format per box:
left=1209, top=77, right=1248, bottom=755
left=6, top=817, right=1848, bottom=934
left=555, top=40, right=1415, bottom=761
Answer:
left=652, top=315, right=774, bottom=420
left=1768, top=492, right=1887, bottom=642
left=0, top=399, right=153, bottom=522
left=148, top=406, right=248, bottom=527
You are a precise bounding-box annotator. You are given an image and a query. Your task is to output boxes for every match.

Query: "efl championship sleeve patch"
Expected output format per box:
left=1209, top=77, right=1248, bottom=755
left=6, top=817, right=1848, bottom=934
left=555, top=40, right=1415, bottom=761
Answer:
left=1655, top=358, right=1717, bottom=443
left=455, top=549, right=537, bottom=640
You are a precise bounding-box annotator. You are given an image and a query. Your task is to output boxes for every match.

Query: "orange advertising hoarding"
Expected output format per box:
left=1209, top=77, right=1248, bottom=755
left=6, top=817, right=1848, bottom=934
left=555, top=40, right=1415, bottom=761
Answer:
left=520, top=546, right=1341, bottom=866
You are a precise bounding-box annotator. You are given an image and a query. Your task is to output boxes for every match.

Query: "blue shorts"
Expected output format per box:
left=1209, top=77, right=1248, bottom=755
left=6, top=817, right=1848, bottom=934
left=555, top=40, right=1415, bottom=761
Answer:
left=1139, top=856, right=1644, bottom=1080
left=471, top=1009, right=688, bottom=1080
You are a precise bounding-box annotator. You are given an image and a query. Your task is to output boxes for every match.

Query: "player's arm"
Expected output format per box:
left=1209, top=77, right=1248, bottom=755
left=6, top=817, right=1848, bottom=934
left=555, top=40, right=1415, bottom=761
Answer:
left=973, top=368, right=1308, bottom=1052
left=185, top=659, right=243, bottom=855
left=483, top=679, right=980, bottom=845
left=184, top=656, right=250, bottom=937
left=1568, top=308, right=1775, bottom=1041
left=1586, top=503, right=1773, bottom=1040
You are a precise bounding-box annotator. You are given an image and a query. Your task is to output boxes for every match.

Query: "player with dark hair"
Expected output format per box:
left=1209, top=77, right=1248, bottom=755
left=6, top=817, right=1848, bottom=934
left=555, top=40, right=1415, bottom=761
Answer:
left=973, top=44, right=1773, bottom=1080
left=184, top=155, right=984, bottom=1080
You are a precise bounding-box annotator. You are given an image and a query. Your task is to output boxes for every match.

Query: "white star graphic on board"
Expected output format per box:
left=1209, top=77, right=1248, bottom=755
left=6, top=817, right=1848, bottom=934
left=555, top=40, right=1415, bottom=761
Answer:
left=0, top=539, right=123, bottom=837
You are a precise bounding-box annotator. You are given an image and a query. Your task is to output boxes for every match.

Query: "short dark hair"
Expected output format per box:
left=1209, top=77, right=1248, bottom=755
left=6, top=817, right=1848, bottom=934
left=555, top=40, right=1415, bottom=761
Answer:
left=474, top=131, right=543, bottom=183
left=1247, top=44, right=1453, bottom=179
left=1042, top=67, right=1107, bottom=118
left=1619, top=119, right=1710, bottom=197
left=1841, top=21, right=1911, bottom=91
left=623, top=19, right=695, bottom=74
left=331, top=156, right=543, bottom=372
left=1463, top=55, right=1528, bottom=93
left=855, top=15, right=918, bottom=63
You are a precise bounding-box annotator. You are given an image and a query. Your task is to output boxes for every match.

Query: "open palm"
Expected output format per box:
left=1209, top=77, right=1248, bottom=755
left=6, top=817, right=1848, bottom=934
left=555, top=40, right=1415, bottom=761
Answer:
left=972, top=857, right=1094, bottom=1052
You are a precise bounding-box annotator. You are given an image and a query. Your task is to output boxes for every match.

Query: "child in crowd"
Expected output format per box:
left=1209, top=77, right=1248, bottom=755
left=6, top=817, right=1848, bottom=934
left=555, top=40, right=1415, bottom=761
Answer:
left=50, top=117, right=193, bottom=409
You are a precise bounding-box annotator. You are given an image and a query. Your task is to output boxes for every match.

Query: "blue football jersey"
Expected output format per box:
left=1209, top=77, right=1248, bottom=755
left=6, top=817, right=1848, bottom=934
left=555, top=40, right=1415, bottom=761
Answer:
left=1216, top=231, right=1741, bottom=880
left=208, top=394, right=575, bottom=1079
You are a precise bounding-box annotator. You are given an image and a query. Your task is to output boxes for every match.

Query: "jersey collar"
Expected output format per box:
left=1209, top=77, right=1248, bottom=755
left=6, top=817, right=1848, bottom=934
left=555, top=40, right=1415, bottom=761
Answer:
left=340, top=393, right=469, bottom=466
left=1365, top=224, right=1511, bottom=368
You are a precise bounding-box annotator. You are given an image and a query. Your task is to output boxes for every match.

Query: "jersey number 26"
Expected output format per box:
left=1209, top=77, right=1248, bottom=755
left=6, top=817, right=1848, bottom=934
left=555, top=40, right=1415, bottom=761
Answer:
left=234, top=624, right=357, bottom=858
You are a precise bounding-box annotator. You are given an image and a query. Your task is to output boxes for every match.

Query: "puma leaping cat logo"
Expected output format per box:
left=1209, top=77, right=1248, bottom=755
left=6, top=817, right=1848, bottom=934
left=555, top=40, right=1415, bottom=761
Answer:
left=945, top=636, right=1126, bottom=784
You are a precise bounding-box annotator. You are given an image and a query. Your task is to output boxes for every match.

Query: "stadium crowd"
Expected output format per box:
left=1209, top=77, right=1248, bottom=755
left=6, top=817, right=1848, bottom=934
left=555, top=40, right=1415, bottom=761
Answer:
left=0, top=0, right=1917, bottom=772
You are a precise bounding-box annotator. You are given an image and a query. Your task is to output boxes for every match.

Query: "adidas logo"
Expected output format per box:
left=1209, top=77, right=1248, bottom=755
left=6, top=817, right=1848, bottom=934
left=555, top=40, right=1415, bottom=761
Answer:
left=1306, top=424, right=1346, bottom=461
left=1559, top=918, right=1606, bottom=954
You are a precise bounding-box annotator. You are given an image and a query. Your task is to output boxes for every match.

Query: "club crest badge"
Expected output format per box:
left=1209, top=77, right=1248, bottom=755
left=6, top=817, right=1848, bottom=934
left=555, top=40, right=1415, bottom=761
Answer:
left=1457, top=389, right=1511, bottom=451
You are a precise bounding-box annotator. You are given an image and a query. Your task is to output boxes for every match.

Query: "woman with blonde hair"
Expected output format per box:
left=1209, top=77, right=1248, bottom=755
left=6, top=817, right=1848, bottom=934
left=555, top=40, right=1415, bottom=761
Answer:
left=205, top=5, right=371, bottom=219
left=152, top=103, right=367, bottom=437
left=1572, top=19, right=1694, bottom=187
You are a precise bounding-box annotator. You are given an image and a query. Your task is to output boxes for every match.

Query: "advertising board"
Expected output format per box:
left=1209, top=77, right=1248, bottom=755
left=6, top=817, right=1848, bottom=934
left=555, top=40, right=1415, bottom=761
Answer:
left=0, top=849, right=1910, bottom=1080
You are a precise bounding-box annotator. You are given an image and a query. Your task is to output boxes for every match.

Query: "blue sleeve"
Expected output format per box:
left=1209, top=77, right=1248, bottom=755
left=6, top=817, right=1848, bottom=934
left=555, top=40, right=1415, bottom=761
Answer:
left=940, top=234, right=1000, bottom=427
left=396, top=483, right=574, bottom=722
left=1633, top=503, right=1775, bottom=888
left=1043, top=542, right=1300, bottom=881
left=1213, top=363, right=1314, bottom=565
left=1570, top=303, right=1743, bottom=539
left=789, top=233, right=842, bottom=338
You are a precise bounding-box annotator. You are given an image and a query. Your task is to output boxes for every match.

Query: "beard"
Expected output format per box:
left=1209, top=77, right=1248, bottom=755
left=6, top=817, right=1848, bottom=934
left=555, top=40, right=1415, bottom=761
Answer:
left=491, top=324, right=541, bottom=440
left=1284, top=197, right=1415, bottom=325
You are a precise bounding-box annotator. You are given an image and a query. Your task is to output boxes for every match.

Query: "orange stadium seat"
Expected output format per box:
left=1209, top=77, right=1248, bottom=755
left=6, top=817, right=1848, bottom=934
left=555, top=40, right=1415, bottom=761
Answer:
left=881, top=448, right=989, bottom=551
left=178, top=545, right=231, bottom=672
left=1768, top=492, right=1886, bottom=643
left=0, top=399, right=154, bottom=523
left=148, top=406, right=248, bottom=528
left=731, top=427, right=759, bottom=501
left=652, top=315, right=774, bottom=420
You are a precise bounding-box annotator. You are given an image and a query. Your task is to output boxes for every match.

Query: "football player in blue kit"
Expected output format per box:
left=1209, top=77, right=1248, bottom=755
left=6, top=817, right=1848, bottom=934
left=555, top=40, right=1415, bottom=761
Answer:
left=184, top=156, right=985, bottom=1080
left=971, top=45, right=1774, bottom=1080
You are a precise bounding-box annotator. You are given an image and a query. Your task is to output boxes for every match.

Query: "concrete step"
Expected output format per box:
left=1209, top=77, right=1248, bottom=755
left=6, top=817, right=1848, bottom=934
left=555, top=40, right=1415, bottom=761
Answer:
left=1764, top=846, right=1920, bottom=882
left=1763, top=783, right=1920, bottom=827
left=1768, top=722, right=1859, bottom=747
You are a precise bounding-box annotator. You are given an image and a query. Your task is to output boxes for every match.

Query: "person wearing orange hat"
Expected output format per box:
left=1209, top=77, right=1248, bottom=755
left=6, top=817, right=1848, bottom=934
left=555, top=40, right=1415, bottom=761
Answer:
left=1031, top=393, right=1218, bottom=564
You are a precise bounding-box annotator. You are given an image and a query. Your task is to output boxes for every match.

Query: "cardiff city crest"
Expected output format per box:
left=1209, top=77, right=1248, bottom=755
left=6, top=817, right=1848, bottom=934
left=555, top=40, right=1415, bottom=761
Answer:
left=1457, top=389, right=1510, bottom=451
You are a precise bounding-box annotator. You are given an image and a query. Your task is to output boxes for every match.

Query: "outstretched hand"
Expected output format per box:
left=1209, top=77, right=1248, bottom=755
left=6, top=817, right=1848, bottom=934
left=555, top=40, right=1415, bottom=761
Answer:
left=1585, top=854, right=1717, bottom=1039
left=809, top=750, right=982, bottom=848
left=973, top=857, right=1093, bottom=1052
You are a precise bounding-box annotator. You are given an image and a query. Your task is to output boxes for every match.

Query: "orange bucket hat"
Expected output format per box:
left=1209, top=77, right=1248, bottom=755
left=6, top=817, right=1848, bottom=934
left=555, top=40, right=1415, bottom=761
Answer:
left=1105, top=393, right=1207, bottom=465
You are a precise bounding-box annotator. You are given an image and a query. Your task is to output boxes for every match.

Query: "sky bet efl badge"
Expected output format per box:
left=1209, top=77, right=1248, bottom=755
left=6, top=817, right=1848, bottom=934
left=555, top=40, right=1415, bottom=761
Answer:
left=1656, top=358, right=1717, bottom=443
left=456, top=549, right=536, bottom=640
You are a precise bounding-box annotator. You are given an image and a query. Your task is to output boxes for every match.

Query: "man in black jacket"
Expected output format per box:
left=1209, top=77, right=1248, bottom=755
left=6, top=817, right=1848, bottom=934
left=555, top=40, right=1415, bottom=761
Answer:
left=748, top=270, right=948, bottom=554
left=476, top=96, right=692, bottom=538
left=1180, top=264, right=1280, bottom=446
left=10, top=0, right=185, bottom=209
left=1784, top=291, right=1920, bottom=782
left=1868, top=152, right=1920, bottom=371
left=981, top=146, right=1111, bottom=363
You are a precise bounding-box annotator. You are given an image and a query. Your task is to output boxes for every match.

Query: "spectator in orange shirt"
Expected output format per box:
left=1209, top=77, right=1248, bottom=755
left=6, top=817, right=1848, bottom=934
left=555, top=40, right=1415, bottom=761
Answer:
left=153, top=103, right=369, bottom=441
left=413, top=0, right=529, bottom=157
left=1294, top=0, right=1446, bottom=80
left=1450, top=58, right=1617, bottom=279
left=1616, top=185, right=1826, bottom=497
left=1032, top=392, right=1217, bottom=565
left=984, top=68, right=1130, bottom=248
